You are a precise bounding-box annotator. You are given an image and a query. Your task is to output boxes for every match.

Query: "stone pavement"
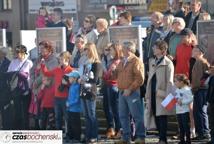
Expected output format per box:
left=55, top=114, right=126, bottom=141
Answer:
left=63, top=134, right=210, bottom=144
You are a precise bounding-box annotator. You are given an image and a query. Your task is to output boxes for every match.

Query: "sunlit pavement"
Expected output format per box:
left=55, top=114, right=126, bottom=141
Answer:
left=63, top=135, right=210, bottom=144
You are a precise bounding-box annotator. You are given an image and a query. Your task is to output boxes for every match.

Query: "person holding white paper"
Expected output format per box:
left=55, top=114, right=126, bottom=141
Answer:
left=145, top=40, right=174, bottom=144
left=174, top=74, right=193, bottom=144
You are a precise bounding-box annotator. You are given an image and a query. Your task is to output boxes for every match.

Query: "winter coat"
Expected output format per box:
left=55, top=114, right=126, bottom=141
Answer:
left=145, top=56, right=175, bottom=116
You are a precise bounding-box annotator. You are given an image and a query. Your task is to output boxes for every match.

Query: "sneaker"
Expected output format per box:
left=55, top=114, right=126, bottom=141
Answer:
left=106, top=128, right=115, bottom=139
left=88, top=138, right=97, bottom=144
left=134, top=138, right=145, bottom=144
left=191, top=131, right=196, bottom=138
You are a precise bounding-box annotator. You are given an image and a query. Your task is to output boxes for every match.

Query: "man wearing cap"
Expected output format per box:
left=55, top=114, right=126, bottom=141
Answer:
left=0, top=47, right=10, bottom=73
left=191, top=45, right=211, bottom=140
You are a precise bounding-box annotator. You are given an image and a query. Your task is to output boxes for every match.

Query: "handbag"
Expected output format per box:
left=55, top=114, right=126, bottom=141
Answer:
left=144, top=105, right=156, bottom=130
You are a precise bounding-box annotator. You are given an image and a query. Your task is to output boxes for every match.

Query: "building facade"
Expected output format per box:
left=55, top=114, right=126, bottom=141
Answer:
left=0, top=0, right=213, bottom=47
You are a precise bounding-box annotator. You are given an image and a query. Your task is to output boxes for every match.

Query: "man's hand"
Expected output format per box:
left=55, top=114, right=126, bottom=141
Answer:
left=123, top=89, right=131, bottom=96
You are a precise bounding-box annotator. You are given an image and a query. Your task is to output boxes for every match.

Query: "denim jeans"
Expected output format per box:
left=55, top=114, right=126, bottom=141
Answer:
left=119, top=90, right=145, bottom=141
left=54, top=97, right=67, bottom=130
left=81, top=98, right=98, bottom=140
left=193, top=89, right=209, bottom=135
left=103, top=84, right=121, bottom=131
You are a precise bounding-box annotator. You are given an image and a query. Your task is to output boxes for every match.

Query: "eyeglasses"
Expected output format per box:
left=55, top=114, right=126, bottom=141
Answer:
left=84, top=19, right=90, bottom=23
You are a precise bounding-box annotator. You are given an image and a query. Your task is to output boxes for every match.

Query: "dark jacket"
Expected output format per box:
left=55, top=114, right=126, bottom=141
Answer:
left=0, top=57, right=10, bottom=73
left=185, top=11, right=203, bottom=34
left=143, top=25, right=163, bottom=70
left=207, top=76, right=214, bottom=103
left=47, top=21, right=66, bottom=28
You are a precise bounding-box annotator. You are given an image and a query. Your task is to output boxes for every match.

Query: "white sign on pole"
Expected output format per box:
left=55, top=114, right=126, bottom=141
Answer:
left=20, top=30, right=37, bottom=52
left=0, top=29, right=7, bottom=47
left=29, top=0, right=77, bottom=14
left=36, top=27, right=66, bottom=54
left=109, top=5, right=117, bottom=20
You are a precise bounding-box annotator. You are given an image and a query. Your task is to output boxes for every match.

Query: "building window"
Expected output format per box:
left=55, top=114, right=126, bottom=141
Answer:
left=2, top=0, right=12, bottom=10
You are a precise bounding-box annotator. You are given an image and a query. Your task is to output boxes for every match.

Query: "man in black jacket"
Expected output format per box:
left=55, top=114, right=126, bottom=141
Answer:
left=185, top=0, right=203, bottom=34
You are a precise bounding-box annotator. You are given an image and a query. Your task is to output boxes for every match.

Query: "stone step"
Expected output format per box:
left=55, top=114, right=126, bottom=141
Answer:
left=80, top=96, right=179, bottom=135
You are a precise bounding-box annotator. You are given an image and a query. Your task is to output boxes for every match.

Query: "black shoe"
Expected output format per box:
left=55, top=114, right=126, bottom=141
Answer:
left=203, top=134, right=211, bottom=140
left=178, top=141, right=185, bottom=144
left=191, top=136, right=204, bottom=141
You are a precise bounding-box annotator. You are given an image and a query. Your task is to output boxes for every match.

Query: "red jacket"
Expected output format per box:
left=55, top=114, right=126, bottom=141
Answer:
left=175, top=43, right=193, bottom=78
left=103, top=59, right=120, bottom=86
left=38, top=85, right=55, bottom=108
left=41, top=64, right=73, bottom=98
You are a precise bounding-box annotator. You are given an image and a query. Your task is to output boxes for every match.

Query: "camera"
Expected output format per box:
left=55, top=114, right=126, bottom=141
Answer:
left=80, top=71, right=95, bottom=99
left=58, top=75, right=70, bottom=92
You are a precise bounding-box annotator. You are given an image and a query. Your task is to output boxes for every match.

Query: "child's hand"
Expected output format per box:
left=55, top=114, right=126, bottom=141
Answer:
left=66, top=102, right=69, bottom=107
left=177, top=99, right=182, bottom=106
left=62, top=79, right=68, bottom=85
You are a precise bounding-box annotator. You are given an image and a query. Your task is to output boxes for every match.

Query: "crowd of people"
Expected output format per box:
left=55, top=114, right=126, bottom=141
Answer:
left=0, top=0, right=214, bottom=144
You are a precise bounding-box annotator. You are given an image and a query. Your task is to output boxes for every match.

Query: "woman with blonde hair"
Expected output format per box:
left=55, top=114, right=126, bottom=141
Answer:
left=79, top=42, right=101, bottom=143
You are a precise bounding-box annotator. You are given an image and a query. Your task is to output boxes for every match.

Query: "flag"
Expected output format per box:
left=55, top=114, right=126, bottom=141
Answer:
left=161, top=93, right=177, bottom=111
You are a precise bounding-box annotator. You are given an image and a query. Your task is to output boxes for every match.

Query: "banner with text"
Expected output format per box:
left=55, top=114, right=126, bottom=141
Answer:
left=197, top=20, right=214, bottom=64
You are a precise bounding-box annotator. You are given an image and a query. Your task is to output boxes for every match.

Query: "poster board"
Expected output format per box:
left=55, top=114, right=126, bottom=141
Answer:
left=0, top=29, right=7, bottom=47
left=148, top=0, right=168, bottom=12
left=28, top=0, right=77, bottom=14
left=20, top=30, right=37, bottom=52
left=108, top=25, right=143, bottom=60
left=36, top=27, right=66, bottom=54
left=197, top=20, right=214, bottom=64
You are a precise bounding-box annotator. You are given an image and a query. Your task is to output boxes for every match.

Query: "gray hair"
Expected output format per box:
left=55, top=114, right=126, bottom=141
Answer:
left=0, top=47, right=8, bottom=55
left=173, top=17, right=186, bottom=29
left=123, top=41, right=136, bottom=53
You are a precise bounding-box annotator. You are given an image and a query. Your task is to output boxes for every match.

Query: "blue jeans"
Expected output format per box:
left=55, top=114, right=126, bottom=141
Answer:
left=119, top=90, right=145, bottom=141
left=103, top=84, right=121, bottom=131
left=54, top=97, right=67, bottom=130
left=81, top=99, right=98, bottom=140
left=193, top=89, right=209, bottom=135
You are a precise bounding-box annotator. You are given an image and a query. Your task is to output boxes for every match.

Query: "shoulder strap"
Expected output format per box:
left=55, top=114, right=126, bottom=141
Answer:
left=10, top=60, right=28, bottom=83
